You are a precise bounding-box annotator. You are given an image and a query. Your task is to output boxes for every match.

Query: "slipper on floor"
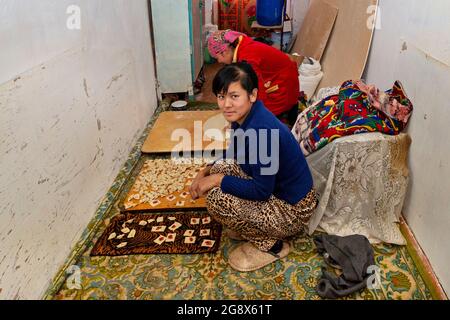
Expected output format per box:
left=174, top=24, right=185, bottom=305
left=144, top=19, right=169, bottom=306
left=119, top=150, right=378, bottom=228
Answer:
left=228, top=241, right=290, bottom=272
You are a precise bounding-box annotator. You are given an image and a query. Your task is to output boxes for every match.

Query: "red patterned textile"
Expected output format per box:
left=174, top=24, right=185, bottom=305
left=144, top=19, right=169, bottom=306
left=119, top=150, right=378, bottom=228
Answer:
left=218, top=0, right=264, bottom=36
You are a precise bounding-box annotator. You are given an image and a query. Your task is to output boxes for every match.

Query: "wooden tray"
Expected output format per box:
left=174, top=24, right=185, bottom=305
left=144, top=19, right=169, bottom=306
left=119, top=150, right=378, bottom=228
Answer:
left=120, top=159, right=208, bottom=212
left=142, top=111, right=229, bottom=153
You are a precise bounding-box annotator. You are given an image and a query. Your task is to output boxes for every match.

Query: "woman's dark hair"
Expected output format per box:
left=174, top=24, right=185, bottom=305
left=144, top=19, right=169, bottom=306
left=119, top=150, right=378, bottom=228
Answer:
left=212, top=61, right=259, bottom=96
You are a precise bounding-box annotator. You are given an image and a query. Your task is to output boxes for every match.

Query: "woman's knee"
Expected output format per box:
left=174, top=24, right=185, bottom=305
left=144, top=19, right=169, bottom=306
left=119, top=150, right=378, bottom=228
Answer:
left=209, top=162, right=227, bottom=175
left=205, top=187, right=229, bottom=212
left=210, top=159, right=242, bottom=176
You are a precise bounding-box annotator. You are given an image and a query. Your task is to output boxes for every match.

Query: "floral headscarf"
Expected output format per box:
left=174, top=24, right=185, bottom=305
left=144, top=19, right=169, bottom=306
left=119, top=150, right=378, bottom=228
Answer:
left=207, top=29, right=244, bottom=58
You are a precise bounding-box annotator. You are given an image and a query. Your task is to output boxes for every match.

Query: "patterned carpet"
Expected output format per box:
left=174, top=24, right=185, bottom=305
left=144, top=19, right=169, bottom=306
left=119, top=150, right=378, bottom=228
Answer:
left=53, top=206, right=433, bottom=300
left=48, top=101, right=435, bottom=300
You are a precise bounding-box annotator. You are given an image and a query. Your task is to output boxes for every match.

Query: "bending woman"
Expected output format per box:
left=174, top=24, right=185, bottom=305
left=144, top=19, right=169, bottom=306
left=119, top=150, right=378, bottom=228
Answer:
left=189, top=62, right=318, bottom=272
left=207, top=29, right=300, bottom=126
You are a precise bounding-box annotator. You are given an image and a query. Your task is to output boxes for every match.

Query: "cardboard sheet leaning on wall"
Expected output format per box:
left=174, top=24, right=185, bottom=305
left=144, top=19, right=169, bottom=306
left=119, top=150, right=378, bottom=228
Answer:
left=291, top=0, right=339, bottom=62
left=291, top=0, right=378, bottom=95
left=316, top=0, right=378, bottom=90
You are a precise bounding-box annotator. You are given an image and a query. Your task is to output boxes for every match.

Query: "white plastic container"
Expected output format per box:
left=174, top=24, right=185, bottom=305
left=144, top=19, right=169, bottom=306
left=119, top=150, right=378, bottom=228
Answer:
left=300, top=72, right=324, bottom=100
left=171, top=100, right=188, bottom=111
left=299, top=58, right=324, bottom=99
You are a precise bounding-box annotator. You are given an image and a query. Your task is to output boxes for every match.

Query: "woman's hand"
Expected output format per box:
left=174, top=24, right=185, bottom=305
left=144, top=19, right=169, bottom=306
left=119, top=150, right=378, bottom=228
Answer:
left=189, top=174, right=224, bottom=200
left=189, top=166, right=211, bottom=198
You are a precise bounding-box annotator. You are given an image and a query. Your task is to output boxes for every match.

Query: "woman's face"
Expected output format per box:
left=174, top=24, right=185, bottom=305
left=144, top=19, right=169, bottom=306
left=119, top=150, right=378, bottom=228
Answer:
left=217, top=81, right=257, bottom=124
left=216, top=46, right=234, bottom=64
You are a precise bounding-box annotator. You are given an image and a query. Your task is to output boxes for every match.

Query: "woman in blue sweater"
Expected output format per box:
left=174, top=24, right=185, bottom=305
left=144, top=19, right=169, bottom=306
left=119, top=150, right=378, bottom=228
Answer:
left=190, top=62, right=318, bottom=272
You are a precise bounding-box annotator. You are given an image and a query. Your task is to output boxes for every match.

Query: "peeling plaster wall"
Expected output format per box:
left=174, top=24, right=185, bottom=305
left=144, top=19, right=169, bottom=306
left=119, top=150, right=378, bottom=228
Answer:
left=0, top=0, right=157, bottom=299
left=365, top=0, right=450, bottom=295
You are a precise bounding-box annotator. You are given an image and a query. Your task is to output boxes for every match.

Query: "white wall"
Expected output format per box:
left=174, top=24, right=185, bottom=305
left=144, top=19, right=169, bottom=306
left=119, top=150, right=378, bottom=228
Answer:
left=0, top=0, right=157, bottom=299
left=365, top=0, right=450, bottom=295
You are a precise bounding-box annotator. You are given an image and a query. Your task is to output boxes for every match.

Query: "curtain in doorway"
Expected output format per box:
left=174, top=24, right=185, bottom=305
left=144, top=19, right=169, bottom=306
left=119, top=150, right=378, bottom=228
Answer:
left=218, top=0, right=264, bottom=36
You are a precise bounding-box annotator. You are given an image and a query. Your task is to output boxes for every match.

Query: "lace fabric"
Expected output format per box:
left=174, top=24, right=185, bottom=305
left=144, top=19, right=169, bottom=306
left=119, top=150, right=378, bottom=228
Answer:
left=306, top=132, right=411, bottom=245
left=311, top=86, right=340, bottom=106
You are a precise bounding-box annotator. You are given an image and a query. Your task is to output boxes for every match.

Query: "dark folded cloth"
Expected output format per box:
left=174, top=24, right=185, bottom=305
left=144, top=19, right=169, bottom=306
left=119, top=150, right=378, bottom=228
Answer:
left=314, top=234, right=376, bottom=299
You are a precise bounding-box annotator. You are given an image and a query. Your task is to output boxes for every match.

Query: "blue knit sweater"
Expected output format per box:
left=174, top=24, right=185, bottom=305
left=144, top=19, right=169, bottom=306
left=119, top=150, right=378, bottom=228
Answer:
left=220, top=100, right=313, bottom=205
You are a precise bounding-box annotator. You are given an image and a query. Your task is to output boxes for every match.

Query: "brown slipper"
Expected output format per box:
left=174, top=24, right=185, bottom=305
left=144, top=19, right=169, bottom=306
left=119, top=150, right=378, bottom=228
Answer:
left=228, top=241, right=290, bottom=272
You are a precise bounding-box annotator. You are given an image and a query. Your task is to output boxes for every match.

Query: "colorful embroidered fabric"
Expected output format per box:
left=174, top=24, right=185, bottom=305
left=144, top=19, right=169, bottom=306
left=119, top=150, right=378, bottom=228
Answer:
left=293, top=80, right=413, bottom=156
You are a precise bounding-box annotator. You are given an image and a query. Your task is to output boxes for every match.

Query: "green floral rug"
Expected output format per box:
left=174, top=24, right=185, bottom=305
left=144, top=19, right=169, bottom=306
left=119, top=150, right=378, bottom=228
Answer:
left=53, top=155, right=433, bottom=300
left=53, top=205, right=432, bottom=300
left=47, top=101, right=435, bottom=300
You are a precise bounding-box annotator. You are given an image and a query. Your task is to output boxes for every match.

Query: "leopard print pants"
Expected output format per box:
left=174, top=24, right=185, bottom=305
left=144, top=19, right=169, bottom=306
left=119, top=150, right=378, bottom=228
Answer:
left=206, top=160, right=319, bottom=252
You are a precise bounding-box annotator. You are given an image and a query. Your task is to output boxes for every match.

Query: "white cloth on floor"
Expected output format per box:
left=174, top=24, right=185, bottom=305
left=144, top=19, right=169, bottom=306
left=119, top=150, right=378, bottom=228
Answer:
left=306, top=132, right=411, bottom=245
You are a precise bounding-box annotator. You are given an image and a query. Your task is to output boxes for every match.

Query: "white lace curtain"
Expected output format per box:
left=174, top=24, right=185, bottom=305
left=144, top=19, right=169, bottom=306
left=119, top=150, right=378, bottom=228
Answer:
left=305, top=132, right=411, bottom=245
